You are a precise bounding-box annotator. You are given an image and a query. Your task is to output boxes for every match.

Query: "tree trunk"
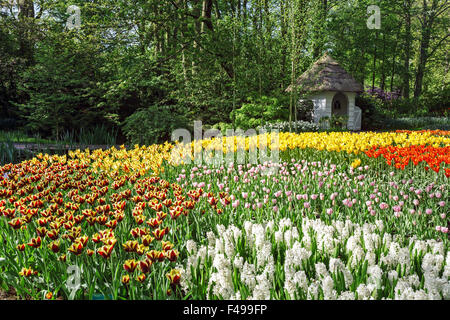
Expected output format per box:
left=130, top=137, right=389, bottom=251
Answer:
left=390, top=30, right=399, bottom=93
left=413, top=0, right=436, bottom=98
left=413, top=27, right=431, bottom=98
left=380, top=32, right=386, bottom=92
left=191, top=0, right=201, bottom=75
left=372, top=31, right=378, bottom=91
left=402, top=2, right=412, bottom=99
left=18, top=0, right=35, bottom=64
left=280, top=0, right=287, bottom=88
left=180, top=0, right=188, bottom=84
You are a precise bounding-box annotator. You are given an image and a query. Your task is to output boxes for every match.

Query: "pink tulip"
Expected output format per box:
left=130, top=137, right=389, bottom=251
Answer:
left=379, top=203, right=388, bottom=210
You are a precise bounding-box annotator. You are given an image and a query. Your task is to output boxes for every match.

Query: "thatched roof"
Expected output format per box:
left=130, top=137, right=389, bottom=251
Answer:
left=286, top=53, right=364, bottom=93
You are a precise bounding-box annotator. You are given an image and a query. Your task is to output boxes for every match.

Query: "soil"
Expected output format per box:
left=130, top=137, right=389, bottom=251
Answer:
left=0, top=287, right=19, bottom=300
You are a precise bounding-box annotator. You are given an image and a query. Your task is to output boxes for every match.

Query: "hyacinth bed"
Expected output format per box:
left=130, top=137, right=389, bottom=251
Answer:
left=0, top=130, right=448, bottom=300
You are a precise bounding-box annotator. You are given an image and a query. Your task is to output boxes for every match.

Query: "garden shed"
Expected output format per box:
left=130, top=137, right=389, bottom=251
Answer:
left=287, top=53, right=364, bottom=131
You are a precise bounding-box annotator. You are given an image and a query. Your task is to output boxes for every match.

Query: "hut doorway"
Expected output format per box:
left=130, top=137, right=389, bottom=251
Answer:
left=331, top=92, right=348, bottom=117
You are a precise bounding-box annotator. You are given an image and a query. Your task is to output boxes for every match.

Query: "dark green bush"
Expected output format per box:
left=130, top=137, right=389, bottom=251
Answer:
left=123, top=104, right=187, bottom=145
left=0, top=118, right=18, bottom=131
left=296, top=99, right=314, bottom=122
left=356, top=94, right=389, bottom=130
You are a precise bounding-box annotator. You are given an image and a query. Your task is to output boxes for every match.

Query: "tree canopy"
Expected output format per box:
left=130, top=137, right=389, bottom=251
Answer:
left=0, top=0, right=448, bottom=141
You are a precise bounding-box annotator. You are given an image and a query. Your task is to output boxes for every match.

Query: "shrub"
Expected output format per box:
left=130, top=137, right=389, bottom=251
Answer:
left=356, top=94, right=389, bottom=130
left=383, top=117, right=450, bottom=131
left=212, top=122, right=235, bottom=135
left=0, top=118, right=18, bottom=131
left=123, top=104, right=187, bottom=145
left=231, top=96, right=287, bottom=130
left=296, top=99, right=314, bottom=122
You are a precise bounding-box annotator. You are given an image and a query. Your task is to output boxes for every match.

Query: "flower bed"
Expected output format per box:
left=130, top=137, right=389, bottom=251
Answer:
left=0, top=130, right=448, bottom=300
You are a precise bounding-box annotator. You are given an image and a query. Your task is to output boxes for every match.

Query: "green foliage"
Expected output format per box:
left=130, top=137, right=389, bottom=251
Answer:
left=356, top=89, right=450, bottom=130
left=356, top=95, right=389, bottom=130
left=383, top=117, right=450, bottom=131
left=296, top=99, right=314, bottom=122
left=0, top=0, right=448, bottom=145
left=78, top=125, right=118, bottom=146
left=0, top=118, right=18, bottom=131
left=212, top=122, right=235, bottom=135
left=16, top=32, right=110, bottom=138
left=0, top=140, right=32, bottom=165
left=122, top=104, right=188, bottom=145
left=231, top=96, right=287, bottom=130
left=0, top=141, right=17, bottom=165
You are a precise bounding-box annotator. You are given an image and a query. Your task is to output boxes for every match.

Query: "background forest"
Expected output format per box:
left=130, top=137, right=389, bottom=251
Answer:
left=0, top=0, right=449, bottom=145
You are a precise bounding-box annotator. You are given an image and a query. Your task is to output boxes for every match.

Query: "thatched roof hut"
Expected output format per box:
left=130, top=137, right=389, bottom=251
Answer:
left=286, top=53, right=364, bottom=93
left=285, top=53, right=364, bottom=131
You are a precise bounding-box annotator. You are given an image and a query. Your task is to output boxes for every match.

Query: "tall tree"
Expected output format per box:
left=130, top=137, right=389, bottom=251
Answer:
left=414, top=0, right=449, bottom=98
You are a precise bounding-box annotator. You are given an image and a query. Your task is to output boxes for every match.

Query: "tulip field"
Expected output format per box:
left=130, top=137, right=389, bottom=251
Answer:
left=0, top=130, right=449, bottom=300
